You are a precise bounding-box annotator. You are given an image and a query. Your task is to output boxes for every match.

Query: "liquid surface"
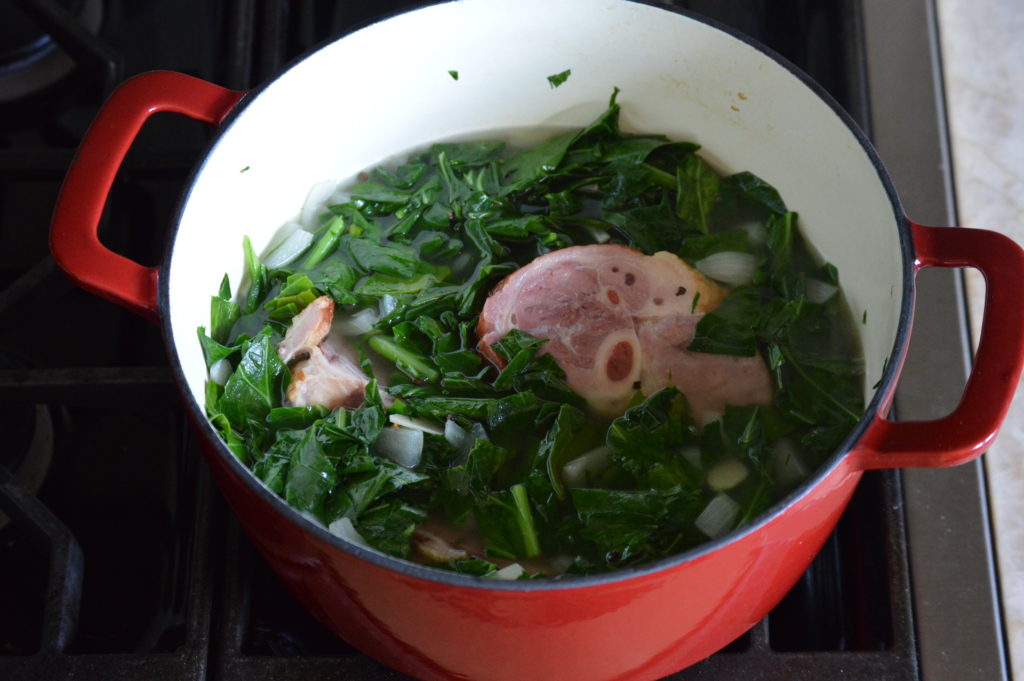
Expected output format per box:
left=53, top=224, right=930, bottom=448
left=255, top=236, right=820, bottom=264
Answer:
left=200, top=92, right=865, bottom=578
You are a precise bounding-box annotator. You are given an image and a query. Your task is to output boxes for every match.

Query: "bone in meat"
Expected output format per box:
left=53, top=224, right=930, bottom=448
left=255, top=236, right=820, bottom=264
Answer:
left=477, top=244, right=772, bottom=420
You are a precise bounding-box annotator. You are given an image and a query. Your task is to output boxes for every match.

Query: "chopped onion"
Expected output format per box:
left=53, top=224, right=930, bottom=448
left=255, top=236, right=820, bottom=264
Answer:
left=492, top=562, right=525, bottom=580
left=328, top=517, right=371, bottom=547
left=389, top=413, right=445, bottom=435
left=699, top=410, right=723, bottom=430
left=298, top=510, right=325, bottom=528
left=445, top=419, right=470, bottom=451
left=771, top=439, right=809, bottom=487
left=561, top=445, right=613, bottom=488
left=300, top=180, right=338, bottom=229
left=695, top=493, right=741, bottom=539
left=695, top=251, right=758, bottom=286
left=805, top=278, right=839, bottom=304
left=209, top=358, right=233, bottom=386
left=549, top=554, right=575, bottom=574
left=707, top=458, right=749, bottom=491
left=262, top=227, right=314, bottom=268
left=378, top=295, right=399, bottom=318
left=584, top=225, right=612, bottom=243
left=335, top=307, right=380, bottom=336
left=469, top=422, right=489, bottom=442
left=445, top=420, right=488, bottom=463
left=260, top=219, right=300, bottom=255
left=679, top=445, right=702, bottom=468
left=374, top=427, right=424, bottom=469
left=738, top=221, right=767, bottom=246
left=450, top=252, right=474, bottom=274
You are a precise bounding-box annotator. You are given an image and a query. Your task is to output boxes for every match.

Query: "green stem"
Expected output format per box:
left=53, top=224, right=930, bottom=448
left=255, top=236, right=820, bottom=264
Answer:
left=510, top=483, right=541, bottom=558
left=643, top=163, right=677, bottom=190
left=301, top=215, right=345, bottom=269
left=367, top=334, right=439, bottom=384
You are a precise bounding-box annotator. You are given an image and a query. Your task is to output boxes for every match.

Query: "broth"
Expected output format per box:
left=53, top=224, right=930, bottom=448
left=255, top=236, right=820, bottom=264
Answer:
left=200, top=93, right=864, bottom=578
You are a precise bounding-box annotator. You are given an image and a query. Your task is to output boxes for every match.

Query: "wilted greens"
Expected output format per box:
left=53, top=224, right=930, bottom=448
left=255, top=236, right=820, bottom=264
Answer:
left=201, top=90, right=864, bottom=578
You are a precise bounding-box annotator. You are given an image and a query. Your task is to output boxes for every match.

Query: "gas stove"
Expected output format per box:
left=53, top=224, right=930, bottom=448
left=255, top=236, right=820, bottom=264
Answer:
left=0, top=1, right=1006, bottom=680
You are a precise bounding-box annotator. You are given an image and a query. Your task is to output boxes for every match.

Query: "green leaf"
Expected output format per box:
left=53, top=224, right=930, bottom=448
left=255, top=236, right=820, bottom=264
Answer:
left=571, top=486, right=702, bottom=566
left=607, top=388, right=698, bottom=490
left=282, top=426, right=337, bottom=517
left=242, top=236, right=270, bottom=314
left=547, top=69, right=571, bottom=88
left=356, top=501, right=426, bottom=558
left=210, top=274, right=240, bottom=343
left=604, top=199, right=686, bottom=254
left=218, top=327, right=286, bottom=430
left=542, top=404, right=603, bottom=500
left=724, top=171, right=788, bottom=215
left=430, top=141, right=504, bottom=167
left=675, top=154, right=722, bottom=233
left=328, top=457, right=428, bottom=522
left=267, top=405, right=330, bottom=432
left=688, top=287, right=762, bottom=357
left=474, top=490, right=536, bottom=560
left=501, top=130, right=577, bottom=192
left=346, top=239, right=419, bottom=278
left=198, top=326, right=238, bottom=370
left=678, top=230, right=751, bottom=263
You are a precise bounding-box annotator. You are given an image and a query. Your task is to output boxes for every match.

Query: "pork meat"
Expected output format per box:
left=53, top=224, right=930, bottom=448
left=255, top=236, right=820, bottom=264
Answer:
left=277, top=296, right=369, bottom=410
left=477, top=244, right=772, bottom=419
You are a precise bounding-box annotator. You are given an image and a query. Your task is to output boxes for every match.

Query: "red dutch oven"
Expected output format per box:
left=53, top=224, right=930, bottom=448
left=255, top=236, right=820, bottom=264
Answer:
left=48, top=2, right=1024, bottom=680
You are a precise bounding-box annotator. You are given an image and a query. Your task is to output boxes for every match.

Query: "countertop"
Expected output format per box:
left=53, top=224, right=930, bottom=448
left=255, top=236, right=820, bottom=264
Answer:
left=936, top=0, right=1024, bottom=677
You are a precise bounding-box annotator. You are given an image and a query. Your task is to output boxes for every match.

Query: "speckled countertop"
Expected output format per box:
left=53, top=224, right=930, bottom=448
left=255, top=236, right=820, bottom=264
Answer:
left=936, top=0, right=1024, bottom=676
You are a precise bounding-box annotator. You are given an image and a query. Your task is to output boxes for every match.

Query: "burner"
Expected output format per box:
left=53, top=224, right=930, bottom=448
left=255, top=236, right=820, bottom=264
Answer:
left=0, top=350, right=54, bottom=530
left=0, top=0, right=103, bottom=104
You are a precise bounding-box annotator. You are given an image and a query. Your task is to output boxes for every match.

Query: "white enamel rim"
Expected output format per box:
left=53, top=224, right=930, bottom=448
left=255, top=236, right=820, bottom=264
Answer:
left=160, top=0, right=914, bottom=589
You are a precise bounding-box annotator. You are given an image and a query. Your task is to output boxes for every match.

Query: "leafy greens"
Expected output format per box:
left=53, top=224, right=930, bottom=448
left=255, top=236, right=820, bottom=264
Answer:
left=201, top=90, right=864, bottom=578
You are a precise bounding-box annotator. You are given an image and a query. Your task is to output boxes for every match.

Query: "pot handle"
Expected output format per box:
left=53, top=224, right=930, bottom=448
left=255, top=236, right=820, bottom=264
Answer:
left=856, top=222, right=1024, bottom=470
left=50, top=71, right=246, bottom=323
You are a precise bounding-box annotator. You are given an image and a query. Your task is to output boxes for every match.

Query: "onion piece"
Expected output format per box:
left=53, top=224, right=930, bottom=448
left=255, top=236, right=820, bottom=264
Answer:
left=679, top=445, right=702, bottom=469
left=262, top=227, right=314, bottom=269
left=492, top=562, right=525, bottom=580
left=389, top=413, right=445, bottom=435
left=584, top=225, right=612, bottom=243
left=805, top=278, right=839, bottom=304
left=699, top=410, right=723, bottom=430
left=209, top=358, right=233, bottom=386
left=445, top=420, right=488, bottom=464
left=378, top=295, right=399, bottom=318
left=374, top=426, right=424, bottom=469
left=335, top=307, right=380, bottom=336
left=549, top=554, right=575, bottom=574
left=561, top=445, right=613, bottom=488
left=328, top=517, right=371, bottom=548
left=771, top=438, right=809, bottom=487
left=300, top=180, right=338, bottom=229
left=738, top=221, right=767, bottom=246
left=707, top=458, right=749, bottom=491
left=695, top=251, right=758, bottom=286
left=695, top=493, right=741, bottom=539
left=445, top=419, right=470, bottom=451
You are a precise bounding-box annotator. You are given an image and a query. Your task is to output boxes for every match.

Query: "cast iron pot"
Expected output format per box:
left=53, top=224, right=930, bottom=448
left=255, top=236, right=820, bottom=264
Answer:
left=49, top=2, right=1024, bottom=680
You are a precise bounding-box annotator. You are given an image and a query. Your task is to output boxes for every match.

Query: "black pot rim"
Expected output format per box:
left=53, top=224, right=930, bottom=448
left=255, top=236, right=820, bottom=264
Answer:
left=159, top=0, right=914, bottom=592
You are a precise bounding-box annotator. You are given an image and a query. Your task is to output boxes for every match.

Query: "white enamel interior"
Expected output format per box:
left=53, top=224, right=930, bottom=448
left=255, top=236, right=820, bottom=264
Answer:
left=168, top=0, right=904, bottom=414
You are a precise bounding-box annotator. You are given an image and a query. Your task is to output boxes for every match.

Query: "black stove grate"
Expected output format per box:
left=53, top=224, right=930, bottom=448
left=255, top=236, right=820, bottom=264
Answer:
left=0, top=1, right=932, bottom=679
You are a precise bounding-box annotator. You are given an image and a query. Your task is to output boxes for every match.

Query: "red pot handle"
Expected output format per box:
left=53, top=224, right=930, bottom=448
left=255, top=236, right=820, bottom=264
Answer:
left=856, top=222, right=1024, bottom=469
left=50, top=70, right=246, bottom=323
